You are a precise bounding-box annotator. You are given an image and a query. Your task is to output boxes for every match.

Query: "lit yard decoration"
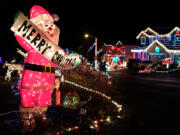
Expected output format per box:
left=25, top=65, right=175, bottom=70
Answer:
left=139, top=62, right=180, bottom=74
left=4, top=62, right=23, bottom=81
left=11, top=6, right=59, bottom=114
left=3, top=48, right=28, bottom=81
left=63, top=92, right=79, bottom=109
left=4, top=48, right=28, bottom=81
left=10, top=5, right=81, bottom=126
left=105, top=116, right=112, bottom=123
left=11, top=12, right=80, bottom=70
left=101, top=42, right=127, bottom=71
left=162, top=58, right=172, bottom=69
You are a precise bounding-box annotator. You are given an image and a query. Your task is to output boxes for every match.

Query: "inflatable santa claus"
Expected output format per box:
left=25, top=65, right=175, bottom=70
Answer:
left=15, top=5, right=60, bottom=120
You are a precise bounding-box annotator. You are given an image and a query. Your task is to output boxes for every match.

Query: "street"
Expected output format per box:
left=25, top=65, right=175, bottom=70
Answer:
left=109, top=71, right=180, bottom=135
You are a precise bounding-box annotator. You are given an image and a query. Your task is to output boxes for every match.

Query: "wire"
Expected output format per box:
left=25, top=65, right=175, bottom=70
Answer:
left=0, top=110, right=19, bottom=116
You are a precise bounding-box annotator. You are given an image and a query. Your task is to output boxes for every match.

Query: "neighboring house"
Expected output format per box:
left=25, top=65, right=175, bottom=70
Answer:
left=125, top=45, right=139, bottom=59
left=101, top=42, right=126, bottom=71
left=131, top=27, right=180, bottom=64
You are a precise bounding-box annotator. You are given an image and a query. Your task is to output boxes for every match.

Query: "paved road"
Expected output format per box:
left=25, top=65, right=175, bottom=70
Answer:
left=109, top=71, right=180, bottom=135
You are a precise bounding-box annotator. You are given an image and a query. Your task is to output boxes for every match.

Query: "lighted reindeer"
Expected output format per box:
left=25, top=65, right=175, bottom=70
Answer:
left=4, top=48, right=27, bottom=81
left=4, top=61, right=23, bottom=81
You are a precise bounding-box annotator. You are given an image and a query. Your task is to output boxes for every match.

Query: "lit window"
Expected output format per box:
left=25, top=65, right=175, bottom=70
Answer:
left=174, top=34, right=180, bottom=41
left=152, top=36, right=157, bottom=41
left=141, top=37, right=146, bottom=45
left=155, top=46, right=160, bottom=53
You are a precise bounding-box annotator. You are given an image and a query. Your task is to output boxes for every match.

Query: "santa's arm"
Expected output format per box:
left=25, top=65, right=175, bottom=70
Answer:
left=17, top=48, right=28, bottom=58
left=53, top=25, right=60, bottom=45
left=15, top=35, right=31, bottom=53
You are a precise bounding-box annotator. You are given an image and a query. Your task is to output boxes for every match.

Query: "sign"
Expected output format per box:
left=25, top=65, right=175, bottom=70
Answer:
left=162, top=58, right=172, bottom=65
left=11, top=12, right=80, bottom=70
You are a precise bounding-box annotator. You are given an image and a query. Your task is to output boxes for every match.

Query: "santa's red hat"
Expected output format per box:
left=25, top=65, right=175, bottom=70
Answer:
left=30, top=5, right=53, bottom=20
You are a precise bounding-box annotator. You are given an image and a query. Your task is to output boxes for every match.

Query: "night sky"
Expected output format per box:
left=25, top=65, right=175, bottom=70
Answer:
left=1, top=0, right=179, bottom=61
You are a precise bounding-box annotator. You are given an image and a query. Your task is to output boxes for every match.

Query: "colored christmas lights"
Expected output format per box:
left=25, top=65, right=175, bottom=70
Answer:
left=132, top=27, right=180, bottom=65
left=101, top=43, right=127, bottom=71
left=139, top=63, right=180, bottom=74
left=63, top=96, right=70, bottom=108
left=63, top=92, right=79, bottom=109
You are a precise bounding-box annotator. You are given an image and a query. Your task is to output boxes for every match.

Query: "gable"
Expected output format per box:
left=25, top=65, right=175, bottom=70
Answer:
left=144, top=27, right=158, bottom=36
left=146, top=41, right=169, bottom=55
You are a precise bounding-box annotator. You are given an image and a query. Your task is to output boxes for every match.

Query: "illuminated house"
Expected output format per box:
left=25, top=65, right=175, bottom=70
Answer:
left=101, top=41, right=126, bottom=71
left=131, top=27, right=180, bottom=64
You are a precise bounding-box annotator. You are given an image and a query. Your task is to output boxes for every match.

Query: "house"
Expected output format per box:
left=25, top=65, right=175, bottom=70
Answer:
left=131, top=27, right=180, bottom=64
left=125, top=45, right=139, bottom=59
left=100, top=42, right=126, bottom=71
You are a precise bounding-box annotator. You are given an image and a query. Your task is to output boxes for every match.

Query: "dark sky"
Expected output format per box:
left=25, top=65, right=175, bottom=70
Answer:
left=1, top=0, right=179, bottom=61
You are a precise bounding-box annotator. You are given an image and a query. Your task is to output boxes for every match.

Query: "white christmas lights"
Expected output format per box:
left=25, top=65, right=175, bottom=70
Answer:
left=4, top=62, right=23, bottom=81
left=131, top=40, right=180, bottom=54
left=64, top=79, right=122, bottom=111
left=136, top=27, right=180, bottom=39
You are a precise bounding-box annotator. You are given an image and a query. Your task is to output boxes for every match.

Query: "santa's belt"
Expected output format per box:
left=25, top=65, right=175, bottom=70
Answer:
left=24, top=63, right=55, bottom=73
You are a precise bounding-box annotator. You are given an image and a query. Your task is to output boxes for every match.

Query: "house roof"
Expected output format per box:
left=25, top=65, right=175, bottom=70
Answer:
left=144, top=27, right=159, bottom=36
left=131, top=40, right=180, bottom=54
left=144, top=40, right=170, bottom=53
left=136, top=27, right=180, bottom=39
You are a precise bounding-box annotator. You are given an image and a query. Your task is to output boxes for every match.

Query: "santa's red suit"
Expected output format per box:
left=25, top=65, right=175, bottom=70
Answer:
left=16, top=5, right=60, bottom=112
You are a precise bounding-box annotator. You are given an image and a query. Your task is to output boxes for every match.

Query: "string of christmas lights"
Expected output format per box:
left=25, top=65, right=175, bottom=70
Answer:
left=131, top=40, right=180, bottom=53
left=0, top=110, right=19, bottom=116
left=64, top=79, right=122, bottom=112
left=139, top=63, right=180, bottom=74
left=136, top=27, right=180, bottom=39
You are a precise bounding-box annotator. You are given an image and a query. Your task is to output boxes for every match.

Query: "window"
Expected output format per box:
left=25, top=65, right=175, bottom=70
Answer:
left=155, top=46, right=160, bottom=53
left=174, top=34, right=180, bottom=41
left=152, top=36, right=157, bottom=41
left=141, top=37, right=146, bottom=45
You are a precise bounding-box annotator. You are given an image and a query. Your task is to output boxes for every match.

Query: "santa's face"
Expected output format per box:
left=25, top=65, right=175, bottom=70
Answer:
left=37, top=18, right=56, bottom=38
left=31, top=14, right=56, bottom=38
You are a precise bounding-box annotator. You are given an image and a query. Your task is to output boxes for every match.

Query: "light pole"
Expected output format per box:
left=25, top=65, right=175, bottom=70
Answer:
left=84, top=33, right=98, bottom=70
left=94, top=37, right=98, bottom=70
